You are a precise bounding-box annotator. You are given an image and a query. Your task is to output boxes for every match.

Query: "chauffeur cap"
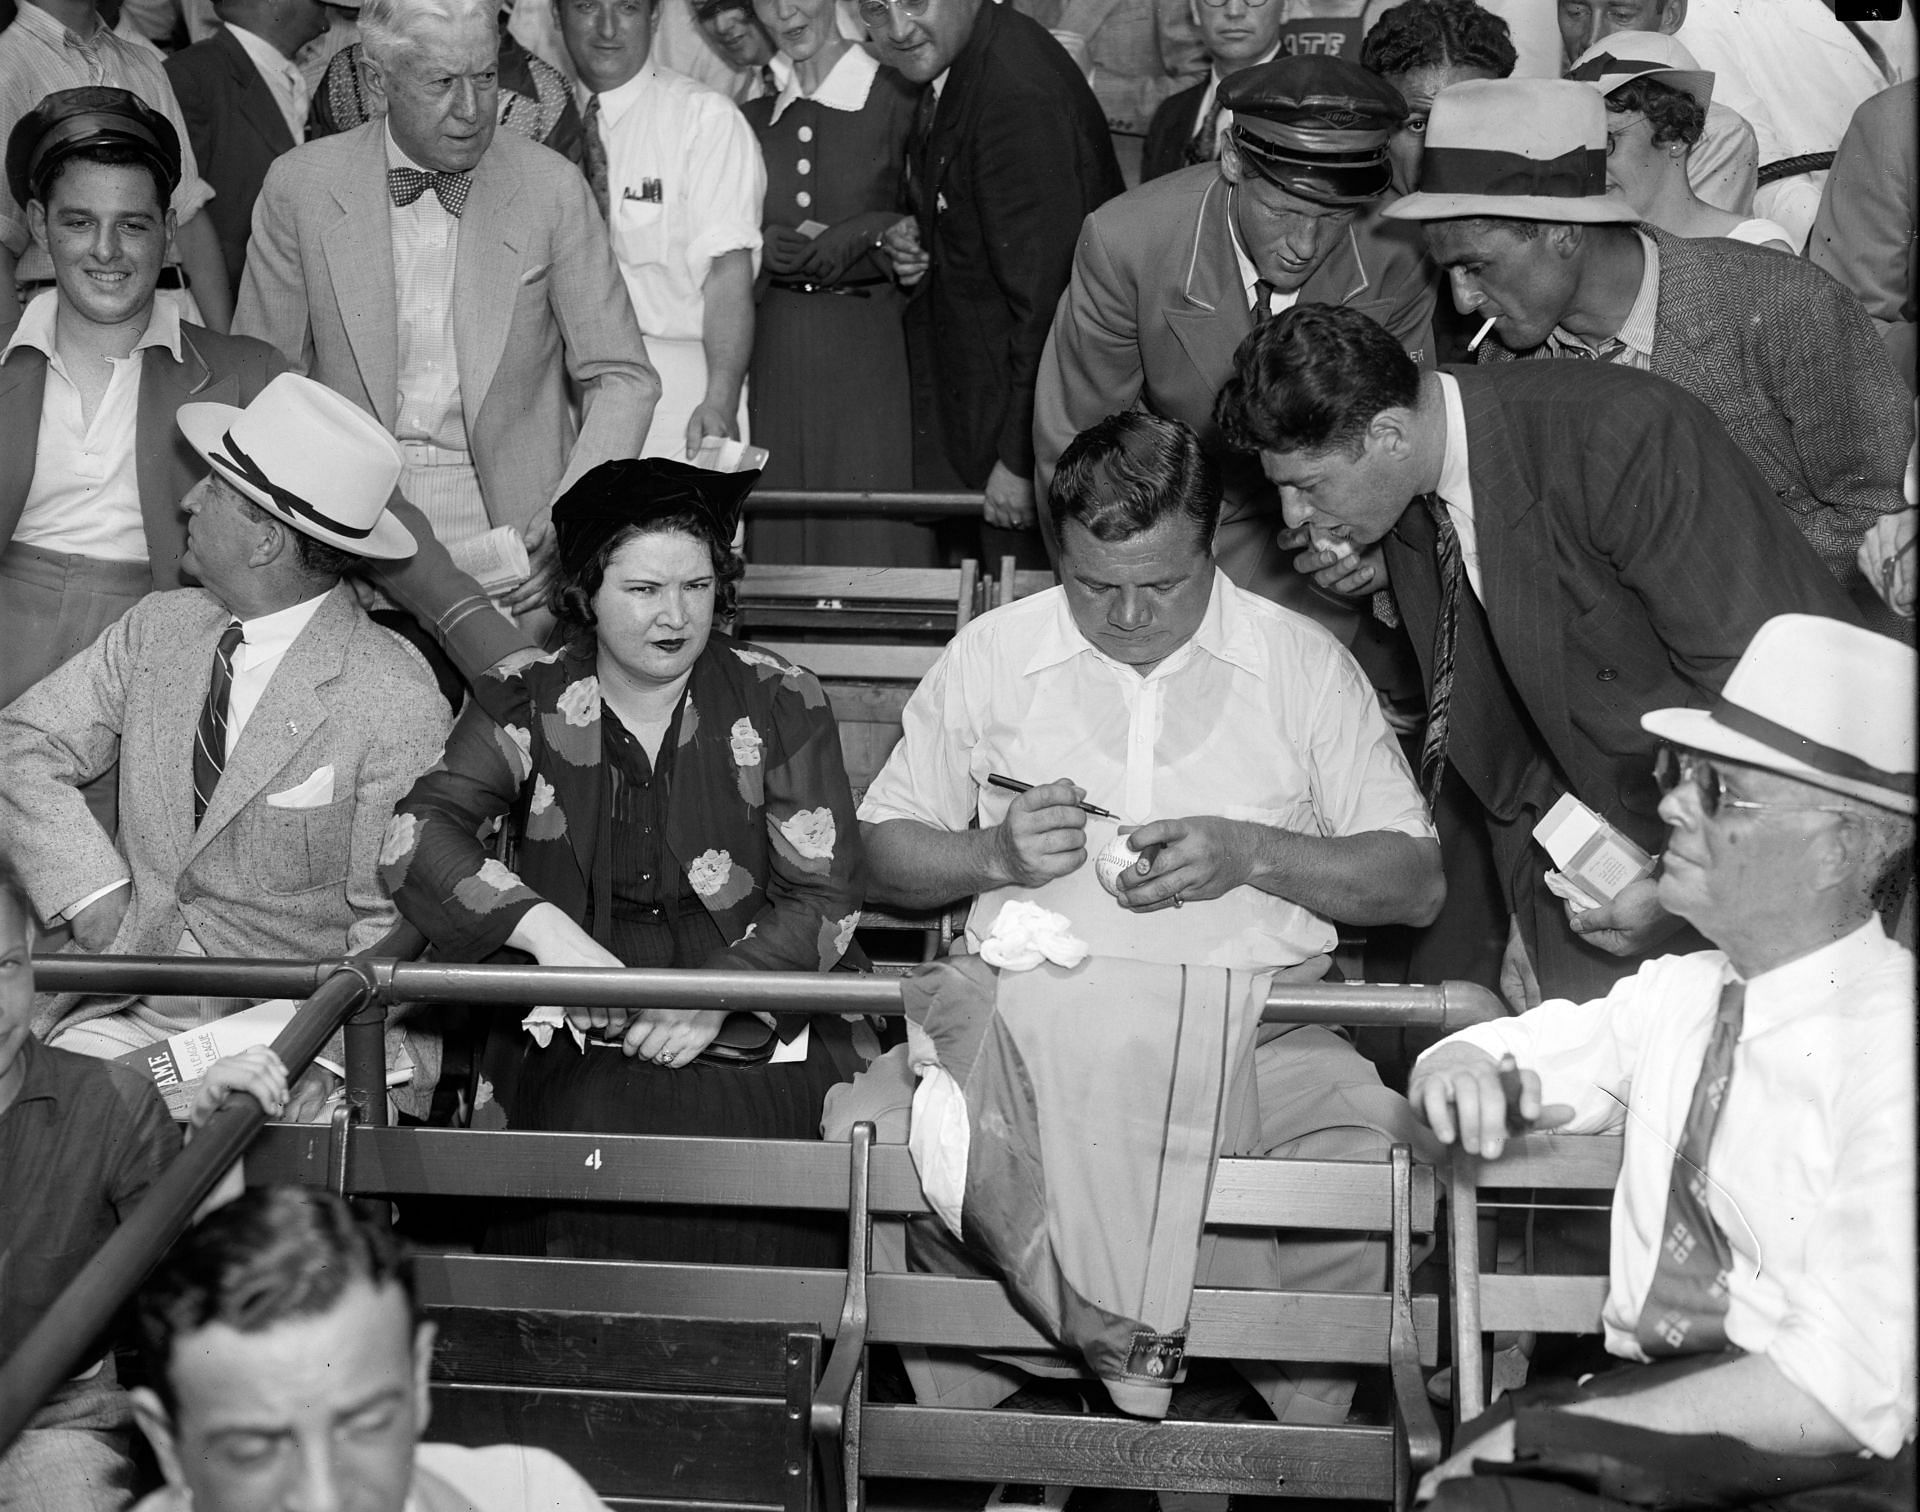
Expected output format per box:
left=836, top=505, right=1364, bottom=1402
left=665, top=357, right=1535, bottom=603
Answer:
left=6, top=86, right=181, bottom=211
left=1219, top=57, right=1406, bottom=207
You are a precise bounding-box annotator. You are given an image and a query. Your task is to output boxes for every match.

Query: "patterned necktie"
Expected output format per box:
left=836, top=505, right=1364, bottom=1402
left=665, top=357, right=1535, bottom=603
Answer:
left=192, top=621, right=246, bottom=830
left=1635, top=978, right=1745, bottom=1356
left=903, top=84, right=937, bottom=220
left=387, top=165, right=471, bottom=217
left=1418, top=494, right=1461, bottom=809
left=1187, top=87, right=1225, bottom=165
left=580, top=94, right=610, bottom=219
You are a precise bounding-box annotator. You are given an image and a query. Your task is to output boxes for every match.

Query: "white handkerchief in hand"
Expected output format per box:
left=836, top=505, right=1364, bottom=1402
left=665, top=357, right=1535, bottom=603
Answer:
left=266, top=765, right=335, bottom=808
left=979, top=899, right=1090, bottom=972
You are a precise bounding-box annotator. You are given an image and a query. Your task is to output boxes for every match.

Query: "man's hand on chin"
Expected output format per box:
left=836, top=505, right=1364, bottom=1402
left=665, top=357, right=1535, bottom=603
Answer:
left=1416, top=1417, right=1515, bottom=1503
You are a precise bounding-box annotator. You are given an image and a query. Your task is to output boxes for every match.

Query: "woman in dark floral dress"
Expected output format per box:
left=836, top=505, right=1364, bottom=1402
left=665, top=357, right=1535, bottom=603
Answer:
left=382, top=460, right=869, bottom=1264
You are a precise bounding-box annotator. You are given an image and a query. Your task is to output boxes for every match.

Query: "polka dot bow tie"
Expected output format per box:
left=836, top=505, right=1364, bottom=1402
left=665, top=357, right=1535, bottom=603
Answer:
left=387, top=166, right=471, bottom=217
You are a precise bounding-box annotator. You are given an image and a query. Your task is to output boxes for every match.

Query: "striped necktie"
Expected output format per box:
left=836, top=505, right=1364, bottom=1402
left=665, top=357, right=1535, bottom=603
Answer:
left=581, top=94, right=610, bottom=219
left=1187, top=87, right=1224, bottom=165
left=193, top=620, right=246, bottom=829
left=1635, top=977, right=1745, bottom=1356
left=1417, top=494, right=1461, bottom=809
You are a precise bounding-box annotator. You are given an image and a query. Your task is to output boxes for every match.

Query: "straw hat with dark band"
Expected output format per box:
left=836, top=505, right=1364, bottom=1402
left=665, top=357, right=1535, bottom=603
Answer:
left=6, top=86, right=181, bottom=210
left=1642, top=615, right=1916, bottom=815
left=1383, top=78, right=1640, bottom=223
left=1566, top=32, right=1715, bottom=114
left=1220, top=57, right=1406, bottom=207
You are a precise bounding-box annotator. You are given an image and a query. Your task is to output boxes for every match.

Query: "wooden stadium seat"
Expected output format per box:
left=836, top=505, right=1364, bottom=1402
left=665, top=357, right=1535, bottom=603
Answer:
left=991, top=555, right=1056, bottom=609
left=1445, top=1135, right=1624, bottom=1428
left=244, top=1122, right=1444, bottom=1510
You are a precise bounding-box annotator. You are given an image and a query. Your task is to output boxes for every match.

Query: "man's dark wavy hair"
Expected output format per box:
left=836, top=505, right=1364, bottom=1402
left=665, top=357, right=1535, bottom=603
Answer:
left=136, top=1187, right=421, bottom=1414
left=1050, top=410, right=1220, bottom=550
left=1215, top=304, right=1420, bottom=457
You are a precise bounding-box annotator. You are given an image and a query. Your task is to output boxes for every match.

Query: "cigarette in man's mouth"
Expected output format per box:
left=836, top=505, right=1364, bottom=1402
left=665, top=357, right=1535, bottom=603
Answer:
left=1468, top=316, right=1497, bottom=352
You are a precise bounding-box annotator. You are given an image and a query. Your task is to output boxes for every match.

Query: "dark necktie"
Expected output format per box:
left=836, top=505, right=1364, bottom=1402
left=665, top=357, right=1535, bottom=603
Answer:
left=1635, top=978, right=1745, bottom=1356
left=580, top=94, right=611, bottom=219
left=759, top=62, right=778, bottom=97
left=387, top=165, right=471, bottom=217
left=903, top=84, right=936, bottom=220
left=1187, top=86, right=1224, bottom=165
left=193, top=620, right=245, bottom=830
left=1251, top=279, right=1278, bottom=324
left=1418, top=494, right=1461, bottom=809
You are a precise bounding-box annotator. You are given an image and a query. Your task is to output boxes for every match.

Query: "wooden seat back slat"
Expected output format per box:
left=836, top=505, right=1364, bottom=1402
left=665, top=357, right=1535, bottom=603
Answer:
left=246, top=1127, right=1433, bottom=1228
left=860, top=1406, right=1398, bottom=1501
left=427, top=1307, right=809, bottom=1395
left=411, top=1258, right=1442, bottom=1366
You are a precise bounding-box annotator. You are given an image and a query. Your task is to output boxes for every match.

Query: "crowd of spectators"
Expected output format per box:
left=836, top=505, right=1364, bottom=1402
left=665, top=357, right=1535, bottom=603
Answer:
left=0, top=0, right=1915, bottom=1505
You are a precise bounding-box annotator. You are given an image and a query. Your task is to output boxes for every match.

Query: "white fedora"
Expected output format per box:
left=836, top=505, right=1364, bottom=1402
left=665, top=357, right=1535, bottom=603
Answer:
left=177, top=373, right=415, bottom=560
left=1642, top=614, right=1917, bottom=815
left=1567, top=33, right=1714, bottom=114
left=1382, top=78, right=1641, bottom=225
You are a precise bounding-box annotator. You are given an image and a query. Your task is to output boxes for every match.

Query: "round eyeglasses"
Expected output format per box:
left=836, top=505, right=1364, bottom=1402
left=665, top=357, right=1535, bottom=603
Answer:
left=1653, top=745, right=1857, bottom=819
left=856, top=0, right=931, bottom=24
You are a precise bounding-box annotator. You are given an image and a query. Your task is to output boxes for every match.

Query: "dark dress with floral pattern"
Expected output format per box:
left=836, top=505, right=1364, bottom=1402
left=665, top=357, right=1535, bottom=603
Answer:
left=382, top=633, right=868, bottom=1264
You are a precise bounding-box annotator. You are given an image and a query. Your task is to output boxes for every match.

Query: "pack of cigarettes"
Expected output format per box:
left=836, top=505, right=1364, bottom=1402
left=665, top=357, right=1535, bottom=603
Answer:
left=1533, top=793, right=1656, bottom=911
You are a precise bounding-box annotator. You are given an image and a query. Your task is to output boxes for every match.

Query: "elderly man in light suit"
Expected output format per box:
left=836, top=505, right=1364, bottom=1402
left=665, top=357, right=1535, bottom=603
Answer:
left=0, top=375, right=450, bottom=1104
left=235, top=0, right=660, bottom=617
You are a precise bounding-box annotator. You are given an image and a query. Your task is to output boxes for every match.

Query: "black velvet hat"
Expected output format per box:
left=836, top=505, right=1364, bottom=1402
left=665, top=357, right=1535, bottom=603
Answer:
left=552, top=458, right=761, bottom=578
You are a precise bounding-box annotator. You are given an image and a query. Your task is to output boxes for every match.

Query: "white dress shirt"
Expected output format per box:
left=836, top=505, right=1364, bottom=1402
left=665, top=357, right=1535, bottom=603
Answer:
left=3, top=289, right=183, bottom=561
left=589, top=61, right=764, bottom=343
left=859, top=572, right=1435, bottom=969
left=225, top=22, right=308, bottom=143
left=1544, top=231, right=1659, bottom=370
left=1431, top=371, right=1482, bottom=602
left=385, top=123, right=468, bottom=453
left=1423, top=921, right=1916, bottom=1457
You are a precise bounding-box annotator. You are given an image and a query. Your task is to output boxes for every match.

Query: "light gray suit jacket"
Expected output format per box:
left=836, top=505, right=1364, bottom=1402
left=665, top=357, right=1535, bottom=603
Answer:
left=0, top=584, right=451, bottom=1039
left=234, top=124, right=660, bottom=535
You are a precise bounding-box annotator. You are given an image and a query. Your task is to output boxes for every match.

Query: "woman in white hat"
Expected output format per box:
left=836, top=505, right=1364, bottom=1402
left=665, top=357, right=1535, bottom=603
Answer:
left=1567, top=34, right=1792, bottom=251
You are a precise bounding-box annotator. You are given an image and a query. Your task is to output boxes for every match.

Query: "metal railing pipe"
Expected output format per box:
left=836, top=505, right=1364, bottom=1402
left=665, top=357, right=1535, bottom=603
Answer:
left=0, top=923, right=423, bottom=1453
left=31, top=956, right=1508, bottom=1030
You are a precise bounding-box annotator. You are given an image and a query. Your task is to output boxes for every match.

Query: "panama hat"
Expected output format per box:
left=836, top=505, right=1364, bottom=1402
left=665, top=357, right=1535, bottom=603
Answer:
left=177, top=374, right=415, bottom=560
left=1382, top=78, right=1641, bottom=224
left=1566, top=32, right=1714, bottom=114
left=1642, top=615, right=1916, bottom=815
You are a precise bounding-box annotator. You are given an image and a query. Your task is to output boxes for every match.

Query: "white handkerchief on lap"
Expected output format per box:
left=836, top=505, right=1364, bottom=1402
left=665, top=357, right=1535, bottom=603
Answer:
left=266, top=765, right=336, bottom=808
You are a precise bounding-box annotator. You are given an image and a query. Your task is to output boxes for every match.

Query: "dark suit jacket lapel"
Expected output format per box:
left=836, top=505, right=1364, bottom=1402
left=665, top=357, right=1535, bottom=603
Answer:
left=0, top=340, right=46, bottom=548
left=137, top=327, right=234, bottom=589
left=1455, top=373, right=1574, bottom=775
left=217, top=24, right=297, bottom=156
left=1300, top=223, right=1370, bottom=307
left=1165, top=176, right=1250, bottom=397
left=925, top=0, right=999, bottom=217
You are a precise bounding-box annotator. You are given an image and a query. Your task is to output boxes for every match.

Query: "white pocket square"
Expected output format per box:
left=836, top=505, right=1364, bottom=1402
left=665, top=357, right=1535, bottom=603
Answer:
left=266, top=766, right=335, bottom=809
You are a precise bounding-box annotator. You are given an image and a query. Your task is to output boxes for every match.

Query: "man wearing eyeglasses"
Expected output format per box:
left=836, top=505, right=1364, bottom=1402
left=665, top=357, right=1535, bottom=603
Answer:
left=1139, top=0, right=1285, bottom=181
left=1403, top=612, right=1915, bottom=1511
left=868, top=0, right=1123, bottom=568
left=1213, top=303, right=1865, bottom=1006
left=1033, top=54, right=1434, bottom=631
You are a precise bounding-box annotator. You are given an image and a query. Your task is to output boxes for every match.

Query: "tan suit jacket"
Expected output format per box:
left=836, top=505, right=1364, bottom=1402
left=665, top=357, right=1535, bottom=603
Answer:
left=235, top=124, right=659, bottom=535
left=0, top=583, right=450, bottom=1040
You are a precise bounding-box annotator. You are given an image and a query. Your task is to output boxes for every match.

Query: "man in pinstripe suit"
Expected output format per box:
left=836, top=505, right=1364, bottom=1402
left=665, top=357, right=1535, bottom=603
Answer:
left=1214, top=304, right=1863, bottom=1004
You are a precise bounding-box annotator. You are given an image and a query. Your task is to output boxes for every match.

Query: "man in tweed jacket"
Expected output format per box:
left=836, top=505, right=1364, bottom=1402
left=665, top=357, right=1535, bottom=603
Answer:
left=1385, top=82, right=1913, bottom=620
left=0, top=377, right=449, bottom=1087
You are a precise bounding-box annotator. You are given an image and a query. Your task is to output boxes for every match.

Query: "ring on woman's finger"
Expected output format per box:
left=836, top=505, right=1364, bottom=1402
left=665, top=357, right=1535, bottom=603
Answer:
left=1171, top=895, right=1183, bottom=909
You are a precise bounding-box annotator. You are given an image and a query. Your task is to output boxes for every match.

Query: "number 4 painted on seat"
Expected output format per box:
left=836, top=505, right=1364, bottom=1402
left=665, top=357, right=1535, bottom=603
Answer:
left=584, top=1148, right=603, bottom=1170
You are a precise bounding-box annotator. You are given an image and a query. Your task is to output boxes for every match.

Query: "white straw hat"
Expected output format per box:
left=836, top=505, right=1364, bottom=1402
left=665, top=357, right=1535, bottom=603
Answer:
left=1642, top=614, right=1917, bottom=815
left=1566, top=32, right=1715, bottom=115
left=1382, top=78, right=1641, bottom=224
left=177, top=373, right=415, bottom=560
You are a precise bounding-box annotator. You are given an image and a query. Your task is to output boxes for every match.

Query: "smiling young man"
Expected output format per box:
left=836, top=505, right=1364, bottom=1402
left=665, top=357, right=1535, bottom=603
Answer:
left=831, top=409, right=1441, bottom=1426
left=1404, top=615, right=1915, bottom=1512
left=1034, top=54, right=1432, bottom=636
left=0, top=89, right=285, bottom=709
left=1215, top=301, right=1866, bottom=1004
left=129, top=1186, right=609, bottom=1512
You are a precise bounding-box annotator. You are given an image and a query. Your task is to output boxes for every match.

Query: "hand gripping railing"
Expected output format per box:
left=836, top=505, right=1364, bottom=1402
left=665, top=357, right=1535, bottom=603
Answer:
left=0, top=921, right=424, bottom=1451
